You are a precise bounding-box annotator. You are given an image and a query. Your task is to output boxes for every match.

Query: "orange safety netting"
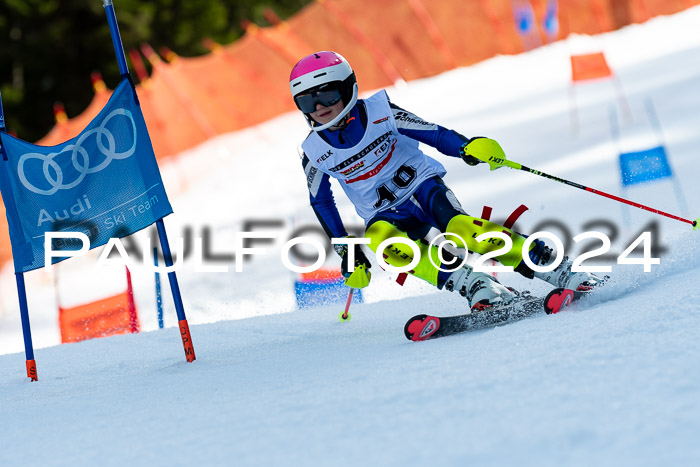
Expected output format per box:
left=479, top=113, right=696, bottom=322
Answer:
left=29, top=0, right=700, bottom=155
left=1, top=0, right=699, bottom=270
left=36, top=89, right=112, bottom=146
left=59, top=290, right=139, bottom=343
left=139, top=66, right=213, bottom=155
left=0, top=198, right=10, bottom=268
left=58, top=267, right=139, bottom=344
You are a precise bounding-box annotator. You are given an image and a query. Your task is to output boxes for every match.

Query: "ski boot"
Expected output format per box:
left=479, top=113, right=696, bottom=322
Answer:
left=533, top=247, right=606, bottom=292
left=445, top=266, right=516, bottom=313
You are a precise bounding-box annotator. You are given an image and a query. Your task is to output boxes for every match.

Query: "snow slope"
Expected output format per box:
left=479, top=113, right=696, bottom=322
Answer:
left=1, top=7, right=700, bottom=466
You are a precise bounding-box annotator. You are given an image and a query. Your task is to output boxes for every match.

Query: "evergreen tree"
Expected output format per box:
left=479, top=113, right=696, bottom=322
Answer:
left=0, top=0, right=309, bottom=142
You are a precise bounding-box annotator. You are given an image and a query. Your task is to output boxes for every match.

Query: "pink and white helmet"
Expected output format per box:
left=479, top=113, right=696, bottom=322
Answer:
left=289, top=51, right=358, bottom=131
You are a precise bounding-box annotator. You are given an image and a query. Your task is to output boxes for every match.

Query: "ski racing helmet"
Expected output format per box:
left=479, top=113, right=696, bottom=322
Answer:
left=289, top=51, right=358, bottom=132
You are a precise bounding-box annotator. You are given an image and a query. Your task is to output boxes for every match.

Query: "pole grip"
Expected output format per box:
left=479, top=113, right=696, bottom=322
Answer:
left=464, top=138, right=522, bottom=171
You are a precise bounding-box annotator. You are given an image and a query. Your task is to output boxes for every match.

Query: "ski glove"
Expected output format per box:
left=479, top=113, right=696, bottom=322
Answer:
left=335, top=237, right=372, bottom=289
left=461, top=137, right=509, bottom=170
left=460, top=137, right=487, bottom=166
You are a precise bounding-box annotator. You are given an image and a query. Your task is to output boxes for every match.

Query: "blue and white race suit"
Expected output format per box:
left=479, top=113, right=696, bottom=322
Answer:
left=300, top=90, right=469, bottom=239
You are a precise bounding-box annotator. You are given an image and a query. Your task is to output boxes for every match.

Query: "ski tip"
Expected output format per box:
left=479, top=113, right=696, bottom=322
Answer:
left=404, top=314, right=440, bottom=342
left=544, top=288, right=575, bottom=314
left=693, top=218, right=699, bottom=231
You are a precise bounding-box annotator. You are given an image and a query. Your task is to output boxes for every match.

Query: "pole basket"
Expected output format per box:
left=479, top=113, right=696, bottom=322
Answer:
left=179, top=319, right=196, bottom=362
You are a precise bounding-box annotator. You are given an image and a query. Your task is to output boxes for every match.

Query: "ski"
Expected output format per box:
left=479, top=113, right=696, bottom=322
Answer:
left=404, top=287, right=597, bottom=342
left=544, top=287, right=575, bottom=314
left=544, top=272, right=610, bottom=314
left=404, top=292, right=545, bottom=341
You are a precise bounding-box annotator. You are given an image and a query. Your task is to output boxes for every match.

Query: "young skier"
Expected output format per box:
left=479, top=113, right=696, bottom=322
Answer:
left=290, top=51, right=603, bottom=311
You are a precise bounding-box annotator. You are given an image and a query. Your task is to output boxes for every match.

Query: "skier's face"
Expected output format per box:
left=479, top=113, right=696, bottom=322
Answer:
left=310, top=99, right=344, bottom=126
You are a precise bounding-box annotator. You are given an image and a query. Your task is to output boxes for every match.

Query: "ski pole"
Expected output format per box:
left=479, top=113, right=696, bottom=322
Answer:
left=467, top=142, right=699, bottom=230
left=339, top=288, right=354, bottom=322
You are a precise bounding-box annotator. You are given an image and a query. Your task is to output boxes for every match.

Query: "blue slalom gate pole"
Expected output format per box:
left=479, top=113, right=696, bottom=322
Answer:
left=0, top=87, right=38, bottom=381
left=154, top=247, right=164, bottom=329
left=103, top=0, right=195, bottom=361
left=103, top=0, right=129, bottom=79
left=15, top=274, right=37, bottom=381
left=156, top=219, right=195, bottom=360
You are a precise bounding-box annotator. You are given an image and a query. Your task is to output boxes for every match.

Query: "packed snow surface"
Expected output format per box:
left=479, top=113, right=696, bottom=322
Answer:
left=2, top=7, right=700, bottom=466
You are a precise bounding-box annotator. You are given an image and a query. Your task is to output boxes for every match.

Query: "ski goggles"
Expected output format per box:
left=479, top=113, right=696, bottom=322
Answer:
left=294, top=85, right=343, bottom=113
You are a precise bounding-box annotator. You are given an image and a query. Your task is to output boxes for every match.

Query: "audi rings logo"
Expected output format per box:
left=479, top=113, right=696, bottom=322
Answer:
left=17, top=108, right=137, bottom=195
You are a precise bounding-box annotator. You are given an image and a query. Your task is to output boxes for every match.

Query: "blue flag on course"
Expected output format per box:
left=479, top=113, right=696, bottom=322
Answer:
left=618, top=146, right=673, bottom=187
left=0, top=78, right=172, bottom=272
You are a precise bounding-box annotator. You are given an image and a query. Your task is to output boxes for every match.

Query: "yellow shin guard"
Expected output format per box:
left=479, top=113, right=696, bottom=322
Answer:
left=444, top=215, right=530, bottom=268
left=363, top=215, right=532, bottom=287
left=364, top=221, right=443, bottom=287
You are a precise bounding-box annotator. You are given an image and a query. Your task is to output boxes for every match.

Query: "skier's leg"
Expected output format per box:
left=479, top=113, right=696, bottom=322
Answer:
left=364, top=220, right=441, bottom=287
left=414, top=177, right=605, bottom=291
left=411, top=177, right=534, bottom=270
left=444, top=215, right=605, bottom=290
left=443, top=215, right=531, bottom=268
left=364, top=220, right=515, bottom=309
left=403, top=178, right=517, bottom=307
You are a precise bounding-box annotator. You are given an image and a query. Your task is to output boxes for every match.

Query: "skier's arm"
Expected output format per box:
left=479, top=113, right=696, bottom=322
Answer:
left=390, top=102, right=467, bottom=155
left=390, top=102, right=483, bottom=166
left=302, top=153, right=372, bottom=288
left=302, top=154, right=348, bottom=239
